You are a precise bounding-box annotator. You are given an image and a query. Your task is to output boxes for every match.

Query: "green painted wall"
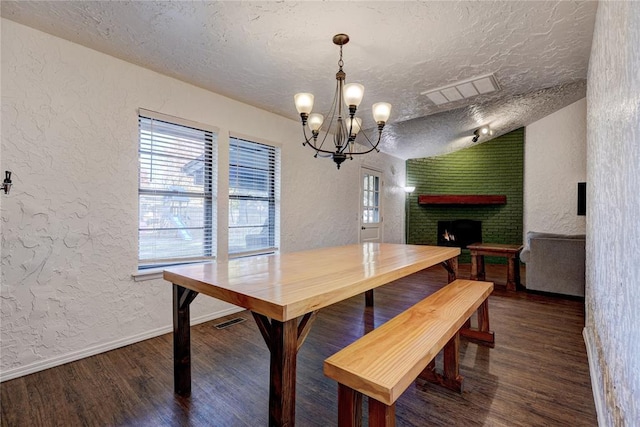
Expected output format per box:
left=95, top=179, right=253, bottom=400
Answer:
left=406, top=128, right=524, bottom=263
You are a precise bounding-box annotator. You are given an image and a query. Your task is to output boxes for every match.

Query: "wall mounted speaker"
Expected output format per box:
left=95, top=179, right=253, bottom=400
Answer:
left=577, top=182, right=586, bottom=216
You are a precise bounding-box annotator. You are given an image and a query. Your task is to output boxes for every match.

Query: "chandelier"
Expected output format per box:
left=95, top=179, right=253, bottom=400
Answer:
left=293, top=34, right=392, bottom=169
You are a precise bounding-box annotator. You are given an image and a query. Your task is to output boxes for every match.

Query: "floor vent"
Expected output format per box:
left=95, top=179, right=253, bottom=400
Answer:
left=214, top=317, right=246, bottom=329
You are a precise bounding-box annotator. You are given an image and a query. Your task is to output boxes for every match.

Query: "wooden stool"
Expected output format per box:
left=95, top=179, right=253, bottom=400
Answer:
left=467, top=243, right=523, bottom=291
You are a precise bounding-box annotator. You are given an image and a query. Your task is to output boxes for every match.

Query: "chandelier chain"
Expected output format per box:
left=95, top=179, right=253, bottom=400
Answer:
left=338, top=45, right=344, bottom=70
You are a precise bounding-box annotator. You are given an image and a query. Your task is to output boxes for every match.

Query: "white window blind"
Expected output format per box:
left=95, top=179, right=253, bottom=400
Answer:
left=229, top=136, right=280, bottom=256
left=138, top=111, right=217, bottom=267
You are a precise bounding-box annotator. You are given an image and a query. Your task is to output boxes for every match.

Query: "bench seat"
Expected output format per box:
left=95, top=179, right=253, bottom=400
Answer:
left=324, top=279, right=494, bottom=426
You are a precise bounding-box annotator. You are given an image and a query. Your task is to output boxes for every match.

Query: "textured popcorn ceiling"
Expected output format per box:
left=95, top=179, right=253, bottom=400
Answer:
left=0, top=1, right=596, bottom=159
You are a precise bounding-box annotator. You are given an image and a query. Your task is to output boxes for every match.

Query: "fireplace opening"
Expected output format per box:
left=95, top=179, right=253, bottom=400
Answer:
left=437, top=220, right=482, bottom=249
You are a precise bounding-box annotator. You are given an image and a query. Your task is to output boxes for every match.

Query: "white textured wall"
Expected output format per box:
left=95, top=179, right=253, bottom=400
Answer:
left=524, top=98, right=587, bottom=237
left=585, top=1, right=640, bottom=425
left=0, top=20, right=405, bottom=380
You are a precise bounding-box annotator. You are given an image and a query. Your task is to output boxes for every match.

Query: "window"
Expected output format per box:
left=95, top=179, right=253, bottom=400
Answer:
left=229, top=136, right=280, bottom=256
left=138, top=110, right=217, bottom=267
left=362, top=172, right=380, bottom=223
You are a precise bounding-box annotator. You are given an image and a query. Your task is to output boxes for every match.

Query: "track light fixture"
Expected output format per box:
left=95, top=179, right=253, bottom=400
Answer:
left=472, top=126, right=492, bottom=143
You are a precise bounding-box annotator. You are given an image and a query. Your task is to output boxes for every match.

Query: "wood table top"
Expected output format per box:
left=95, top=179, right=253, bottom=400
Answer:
left=466, top=242, right=523, bottom=253
left=164, top=243, right=460, bottom=322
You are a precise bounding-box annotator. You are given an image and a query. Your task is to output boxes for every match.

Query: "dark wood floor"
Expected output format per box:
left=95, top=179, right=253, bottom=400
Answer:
left=1, top=264, right=597, bottom=426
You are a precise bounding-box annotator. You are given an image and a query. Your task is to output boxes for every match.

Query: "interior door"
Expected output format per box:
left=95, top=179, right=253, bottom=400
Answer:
left=360, top=167, right=383, bottom=243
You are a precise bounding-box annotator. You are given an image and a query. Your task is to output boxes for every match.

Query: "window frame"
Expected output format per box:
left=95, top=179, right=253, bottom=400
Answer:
left=228, top=134, right=280, bottom=258
left=137, top=108, right=219, bottom=269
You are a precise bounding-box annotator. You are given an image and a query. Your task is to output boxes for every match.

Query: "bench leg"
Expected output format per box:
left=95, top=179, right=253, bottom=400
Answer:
left=338, top=384, right=362, bottom=427
left=470, top=251, right=479, bottom=280
left=418, top=358, right=438, bottom=383
left=417, top=333, right=464, bottom=393
left=442, top=332, right=463, bottom=392
left=477, top=255, right=486, bottom=280
left=506, top=255, right=517, bottom=291
left=477, top=299, right=491, bottom=332
left=514, top=255, right=522, bottom=290
left=460, top=299, right=495, bottom=347
left=369, top=399, right=396, bottom=427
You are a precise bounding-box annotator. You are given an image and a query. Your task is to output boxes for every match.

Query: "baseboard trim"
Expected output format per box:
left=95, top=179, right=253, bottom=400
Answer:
left=0, top=306, right=245, bottom=383
left=583, top=326, right=605, bottom=426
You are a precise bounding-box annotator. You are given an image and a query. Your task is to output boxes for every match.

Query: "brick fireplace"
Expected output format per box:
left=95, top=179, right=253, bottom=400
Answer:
left=405, top=128, right=524, bottom=263
left=437, top=219, right=482, bottom=248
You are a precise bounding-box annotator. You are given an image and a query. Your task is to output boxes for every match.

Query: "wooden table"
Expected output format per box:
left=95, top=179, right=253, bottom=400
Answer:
left=467, top=242, right=523, bottom=291
left=163, top=243, right=460, bottom=427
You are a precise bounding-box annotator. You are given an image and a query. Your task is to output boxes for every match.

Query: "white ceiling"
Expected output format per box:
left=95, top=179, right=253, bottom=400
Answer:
left=0, top=1, right=597, bottom=160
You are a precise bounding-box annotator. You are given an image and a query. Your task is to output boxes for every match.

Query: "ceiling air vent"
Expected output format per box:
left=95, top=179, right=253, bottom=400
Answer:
left=422, top=73, right=500, bottom=106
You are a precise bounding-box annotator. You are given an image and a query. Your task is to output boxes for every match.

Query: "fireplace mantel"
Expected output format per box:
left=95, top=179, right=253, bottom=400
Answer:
left=418, top=194, right=507, bottom=205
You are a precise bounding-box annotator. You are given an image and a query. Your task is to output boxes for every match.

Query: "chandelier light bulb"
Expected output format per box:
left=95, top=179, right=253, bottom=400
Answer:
left=343, top=83, right=365, bottom=108
left=294, top=93, right=314, bottom=114
left=372, top=102, right=392, bottom=123
left=308, top=113, right=324, bottom=132
left=480, top=126, right=490, bottom=135
left=348, top=117, right=362, bottom=136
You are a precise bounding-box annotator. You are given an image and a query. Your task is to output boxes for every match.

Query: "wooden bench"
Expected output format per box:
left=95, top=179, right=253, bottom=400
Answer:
left=323, top=279, right=494, bottom=427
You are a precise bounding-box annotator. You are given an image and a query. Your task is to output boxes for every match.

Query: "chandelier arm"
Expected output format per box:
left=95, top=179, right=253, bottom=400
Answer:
left=302, top=124, right=343, bottom=156
left=315, top=115, right=339, bottom=154
left=309, top=80, right=342, bottom=155
left=306, top=138, right=342, bottom=156
left=313, top=146, right=342, bottom=156
left=348, top=130, right=383, bottom=156
left=301, top=123, right=313, bottom=146
left=360, top=129, right=378, bottom=148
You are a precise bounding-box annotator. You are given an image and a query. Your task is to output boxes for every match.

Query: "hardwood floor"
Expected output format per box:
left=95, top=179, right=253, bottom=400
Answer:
left=1, top=264, right=597, bottom=426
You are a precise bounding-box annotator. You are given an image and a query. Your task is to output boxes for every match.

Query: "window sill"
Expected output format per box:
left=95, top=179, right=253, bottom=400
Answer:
left=132, top=268, right=165, bottom=282
left=133, top=258, right=217, bottom=282
left=132, top=252, right=278, bottom=282
left=228, top=248, right=279, bottom=259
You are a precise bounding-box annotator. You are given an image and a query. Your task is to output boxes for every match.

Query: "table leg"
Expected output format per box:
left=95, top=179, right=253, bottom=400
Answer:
left=173, top=285, right=199, bottom=397
left=252, top=312, right=317, bottom=426
left=365, top=290, right=374, bottom=307
left=442, top=257, right=458, bottom=283
left=269, top=319, right=298, bottom=427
